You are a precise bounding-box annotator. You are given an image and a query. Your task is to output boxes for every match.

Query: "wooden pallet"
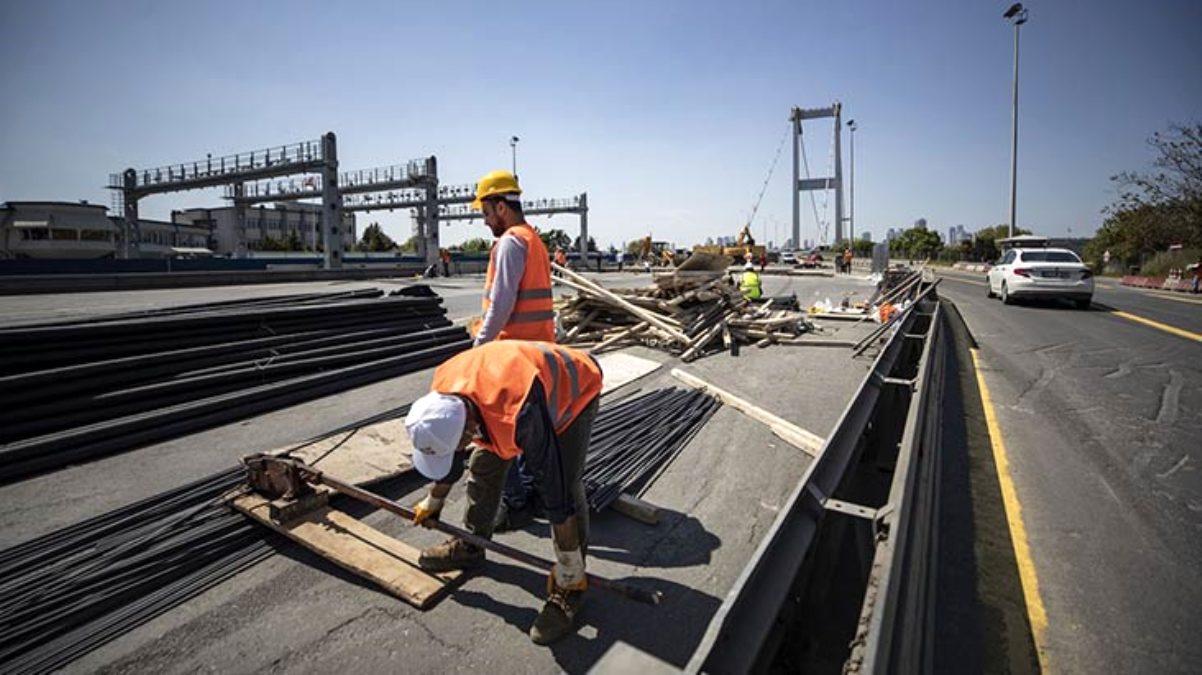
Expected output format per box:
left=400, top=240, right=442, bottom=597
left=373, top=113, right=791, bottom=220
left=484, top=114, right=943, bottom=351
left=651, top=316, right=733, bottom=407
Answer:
left=231, top=491, right=462, bottom=609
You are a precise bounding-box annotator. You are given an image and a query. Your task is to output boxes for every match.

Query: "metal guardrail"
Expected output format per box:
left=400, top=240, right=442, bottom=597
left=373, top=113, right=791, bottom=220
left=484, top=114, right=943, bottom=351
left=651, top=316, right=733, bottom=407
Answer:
left=684, top=287, right=941, bottom=674
left=846, top=300, right=945, bottom=673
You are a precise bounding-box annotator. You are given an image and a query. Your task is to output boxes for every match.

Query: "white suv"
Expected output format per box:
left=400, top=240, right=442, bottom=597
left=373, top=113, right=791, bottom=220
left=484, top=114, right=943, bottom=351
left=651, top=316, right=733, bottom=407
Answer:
left=987, top=248, right=1094, bottom=309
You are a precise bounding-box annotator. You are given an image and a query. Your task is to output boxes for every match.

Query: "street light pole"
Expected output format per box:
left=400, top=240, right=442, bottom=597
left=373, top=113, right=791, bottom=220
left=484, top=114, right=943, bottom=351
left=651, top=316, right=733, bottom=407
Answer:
left=1004, top=3, right=1028, bottom=239
left=847, top=119, right=857, bottom=243
left=510, top=136, right=520, bottom=178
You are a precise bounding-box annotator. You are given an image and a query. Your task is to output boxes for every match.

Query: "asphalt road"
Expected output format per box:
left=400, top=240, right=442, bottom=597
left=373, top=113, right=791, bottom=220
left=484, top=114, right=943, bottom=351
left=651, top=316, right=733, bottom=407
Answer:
left=936, top=269, right=1202, bottom=674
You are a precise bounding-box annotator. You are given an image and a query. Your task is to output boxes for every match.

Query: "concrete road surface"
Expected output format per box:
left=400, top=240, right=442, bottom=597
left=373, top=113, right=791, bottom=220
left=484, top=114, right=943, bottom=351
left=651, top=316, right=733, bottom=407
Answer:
left=936, top=268, right=1202, bottom=674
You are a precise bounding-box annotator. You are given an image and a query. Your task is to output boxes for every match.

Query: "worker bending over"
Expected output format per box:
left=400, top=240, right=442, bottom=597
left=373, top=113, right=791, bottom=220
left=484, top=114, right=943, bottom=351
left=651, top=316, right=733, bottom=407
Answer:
left=404, top=340, right=602, bottom=645
left=740, top=262, right=763, bottom=300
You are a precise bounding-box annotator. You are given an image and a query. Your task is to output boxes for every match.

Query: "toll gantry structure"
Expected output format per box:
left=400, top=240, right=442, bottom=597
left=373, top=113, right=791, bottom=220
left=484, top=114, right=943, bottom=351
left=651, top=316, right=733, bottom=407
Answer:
left=108, top=133, right=347, bottom=268
left=790, top=102, right=845, bottom=248
left=252, top=169, right=590, bottom=263
left=229, top=157, right=439, bottom=264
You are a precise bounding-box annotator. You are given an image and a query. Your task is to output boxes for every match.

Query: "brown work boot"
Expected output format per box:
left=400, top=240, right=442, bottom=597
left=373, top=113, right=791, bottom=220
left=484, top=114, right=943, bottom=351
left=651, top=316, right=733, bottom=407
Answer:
left=418, top=537, right=484, bottom=572
left=529, top=582, right=585, bottom=645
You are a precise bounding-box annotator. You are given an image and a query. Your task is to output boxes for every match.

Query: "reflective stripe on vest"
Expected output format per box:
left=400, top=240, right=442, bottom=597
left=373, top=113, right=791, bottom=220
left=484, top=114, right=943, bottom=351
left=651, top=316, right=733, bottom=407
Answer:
left=483, top=224, right=555, bottom=341
left=429, top=341, right=603, bottom=459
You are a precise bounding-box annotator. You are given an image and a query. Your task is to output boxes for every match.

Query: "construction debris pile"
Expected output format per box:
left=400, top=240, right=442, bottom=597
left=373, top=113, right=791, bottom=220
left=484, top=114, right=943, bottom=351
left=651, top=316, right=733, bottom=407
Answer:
left=552, top=261, right=814, bottom=360
left=0, top=288, right=470, bottom=481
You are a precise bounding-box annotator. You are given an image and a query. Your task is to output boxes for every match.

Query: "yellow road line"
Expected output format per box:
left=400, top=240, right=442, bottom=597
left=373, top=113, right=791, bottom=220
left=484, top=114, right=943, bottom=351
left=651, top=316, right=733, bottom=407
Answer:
left=969, top=348, right=1050, bottom=671
left=1108, top=310, right=1202, bottom=342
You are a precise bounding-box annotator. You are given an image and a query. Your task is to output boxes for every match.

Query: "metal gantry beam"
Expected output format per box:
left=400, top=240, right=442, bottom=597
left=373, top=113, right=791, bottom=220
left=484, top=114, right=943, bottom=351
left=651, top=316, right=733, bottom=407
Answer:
left=107, top=134, right=342, bottom=267
left=227, top=157, right=437, bottom=206
left=436, top=193, right=590, bottom=258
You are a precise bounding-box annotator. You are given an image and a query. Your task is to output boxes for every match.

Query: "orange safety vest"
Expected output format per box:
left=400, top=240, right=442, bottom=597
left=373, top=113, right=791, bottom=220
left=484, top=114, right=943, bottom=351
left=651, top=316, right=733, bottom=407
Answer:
left=430, top=341, right=603, bottom=459
left=483, top=224, right=555, bottom=341
left=555, top=250, right=567, bottom=266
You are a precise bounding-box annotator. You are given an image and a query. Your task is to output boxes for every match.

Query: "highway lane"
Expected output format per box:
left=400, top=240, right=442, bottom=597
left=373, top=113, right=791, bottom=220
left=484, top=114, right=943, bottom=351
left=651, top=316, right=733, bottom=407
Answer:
left=937, top=272, right=1202, bottom=673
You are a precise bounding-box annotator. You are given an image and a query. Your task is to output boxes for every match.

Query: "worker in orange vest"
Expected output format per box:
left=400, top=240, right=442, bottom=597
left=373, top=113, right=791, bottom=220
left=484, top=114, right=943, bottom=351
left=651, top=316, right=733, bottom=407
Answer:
left=470, top=170, right=558, bottom=532
left=405, top=341, right=603, bottom=645
left=471, top=170, right=555, bottom=345
left=554, top=247, right=568, bottom=269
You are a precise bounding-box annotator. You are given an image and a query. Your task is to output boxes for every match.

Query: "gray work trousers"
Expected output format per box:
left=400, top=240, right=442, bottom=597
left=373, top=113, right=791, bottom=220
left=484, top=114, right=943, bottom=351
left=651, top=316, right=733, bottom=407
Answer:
left=463, top=397, right=598, bottom=546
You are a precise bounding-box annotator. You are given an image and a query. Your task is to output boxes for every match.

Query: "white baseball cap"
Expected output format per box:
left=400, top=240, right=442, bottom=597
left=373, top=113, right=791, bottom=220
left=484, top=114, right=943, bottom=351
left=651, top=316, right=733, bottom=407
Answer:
left=404, top=392, right=467, bottom=480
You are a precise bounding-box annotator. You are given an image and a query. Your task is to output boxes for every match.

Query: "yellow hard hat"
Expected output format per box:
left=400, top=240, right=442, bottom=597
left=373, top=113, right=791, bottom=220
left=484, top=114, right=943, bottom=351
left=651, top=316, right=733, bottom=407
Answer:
left=470, top=169, right=522, bottom=210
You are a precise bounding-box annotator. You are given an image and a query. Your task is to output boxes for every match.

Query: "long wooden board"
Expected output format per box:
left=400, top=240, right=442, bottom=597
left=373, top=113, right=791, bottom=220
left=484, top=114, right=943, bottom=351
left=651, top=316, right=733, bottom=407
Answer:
left=670, top=368, right=825, bottom=457
left=231, top=492, right=460, bottom=609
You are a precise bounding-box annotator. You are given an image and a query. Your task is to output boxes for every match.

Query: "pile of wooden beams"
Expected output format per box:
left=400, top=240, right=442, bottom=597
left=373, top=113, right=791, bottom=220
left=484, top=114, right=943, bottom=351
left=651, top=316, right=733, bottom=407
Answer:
left=552, top=263, right=814, bottom=360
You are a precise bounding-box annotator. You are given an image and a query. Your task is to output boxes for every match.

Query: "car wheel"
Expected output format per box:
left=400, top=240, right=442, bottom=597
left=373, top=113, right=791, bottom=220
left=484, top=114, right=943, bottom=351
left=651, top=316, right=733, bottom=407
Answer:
left=1075, top=297, right=1091, bottom=310
left=1001, top=282, right=1014, bottom=305
left=986, top=278, right=996, bottom=298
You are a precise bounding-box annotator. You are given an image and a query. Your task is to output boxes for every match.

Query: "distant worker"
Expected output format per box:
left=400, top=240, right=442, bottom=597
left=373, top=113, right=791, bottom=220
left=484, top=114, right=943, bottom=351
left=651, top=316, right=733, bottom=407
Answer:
left=759, top=251, right=767, bottom=273
left=1191, top=257, right=1202, bottom=294
left=440, top=248, right=452, bottom=277
left=740, top=262, right=763, bottom=300
left=554, top=247, right=568, bottom=269
left=470, top=169, right=555, bottom=345
left=842, top=247, right=853, bottom=275
left=405, top=340, right=602, bottom=645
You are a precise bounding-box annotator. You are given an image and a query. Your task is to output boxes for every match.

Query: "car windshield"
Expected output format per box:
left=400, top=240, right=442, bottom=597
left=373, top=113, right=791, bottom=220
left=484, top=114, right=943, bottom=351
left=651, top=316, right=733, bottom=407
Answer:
left=1019, top=251, right=1081, bottom=263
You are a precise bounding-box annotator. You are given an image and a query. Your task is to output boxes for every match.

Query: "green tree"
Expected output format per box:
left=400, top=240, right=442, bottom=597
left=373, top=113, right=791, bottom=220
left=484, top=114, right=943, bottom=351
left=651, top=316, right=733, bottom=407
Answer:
left=359, top=222, right=396, bottom=252
left=1085, top=123, right=1202, bottom=268
left=969, top=224, right=1032, bottom=262
left=571, top=235, right=598, bottom=252
left=890, top=227, right=944, bottom=259
left=284, top=231, right=303, bottom=252
left=460, top=237, right=491, bottom=253
left=399, top=235, right=421, bottom=253
left=259, top=235, right=288, bottom=252
left=539, top=228, right=572, bottom=251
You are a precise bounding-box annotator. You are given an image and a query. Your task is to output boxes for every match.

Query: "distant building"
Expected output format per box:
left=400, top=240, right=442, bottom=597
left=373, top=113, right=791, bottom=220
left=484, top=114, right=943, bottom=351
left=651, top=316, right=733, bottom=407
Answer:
left=860, top=231, right=872, bottom=241
left=173, top=202, right=356, bottom=256
left=1, top=201, right=117, bottom=259
left=120, top=217, right=211, bottom=258
left=886, top=228, right=903, bottom=241
left=914, top=218, right=928, bottom=230
left=946, top=224, right=969, bottom=245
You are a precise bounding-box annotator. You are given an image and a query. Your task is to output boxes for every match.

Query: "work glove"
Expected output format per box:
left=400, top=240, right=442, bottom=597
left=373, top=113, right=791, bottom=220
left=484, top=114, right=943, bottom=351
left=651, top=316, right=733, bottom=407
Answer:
left=412, top=494, right=444, bottom=528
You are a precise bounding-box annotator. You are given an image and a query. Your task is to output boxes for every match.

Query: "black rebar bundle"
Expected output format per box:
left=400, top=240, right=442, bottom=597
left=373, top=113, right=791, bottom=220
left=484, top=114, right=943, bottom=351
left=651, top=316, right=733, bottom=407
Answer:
left=0, top=288, right=471, bottom=481
left=583, top=387, right=721, bottom=510
left=0, top=387, right=719, bottom=672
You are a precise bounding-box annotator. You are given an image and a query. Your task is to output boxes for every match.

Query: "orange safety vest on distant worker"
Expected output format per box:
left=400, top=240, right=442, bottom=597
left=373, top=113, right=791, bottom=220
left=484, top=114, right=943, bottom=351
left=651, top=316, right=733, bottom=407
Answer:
left=430, top=341, right=603, bottom=459
left=482, top=224, right=555, bottom=341
left=555, top=250, right=568, bottom=267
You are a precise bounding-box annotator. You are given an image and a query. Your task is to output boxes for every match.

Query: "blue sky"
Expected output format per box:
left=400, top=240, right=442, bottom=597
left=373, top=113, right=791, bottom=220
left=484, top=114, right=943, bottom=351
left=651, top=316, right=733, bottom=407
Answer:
left=1, top=0, right=1198, bottom=250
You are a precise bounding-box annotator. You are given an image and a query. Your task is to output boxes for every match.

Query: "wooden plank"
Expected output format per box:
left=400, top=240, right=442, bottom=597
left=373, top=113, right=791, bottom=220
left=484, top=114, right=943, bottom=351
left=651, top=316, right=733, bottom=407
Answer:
left=611, top=493, right=660, bottom=525
left=231, top=492, right=460, bottom=609
left=670, top=368, right=824, bottom=457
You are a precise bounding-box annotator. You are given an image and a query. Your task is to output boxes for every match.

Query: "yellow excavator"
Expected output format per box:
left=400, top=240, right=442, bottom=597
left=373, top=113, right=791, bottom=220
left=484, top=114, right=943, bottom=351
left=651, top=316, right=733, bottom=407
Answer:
left=692, top=223, right=766, bottom=263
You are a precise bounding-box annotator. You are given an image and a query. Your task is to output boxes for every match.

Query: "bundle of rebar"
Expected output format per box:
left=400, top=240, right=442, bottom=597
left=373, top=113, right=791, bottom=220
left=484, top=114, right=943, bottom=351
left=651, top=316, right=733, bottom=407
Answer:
left=0, top=287, right=470, bottom=481
left=583, top=387, right=721, bottom=510
left=0, top=387, right=718, bottom=671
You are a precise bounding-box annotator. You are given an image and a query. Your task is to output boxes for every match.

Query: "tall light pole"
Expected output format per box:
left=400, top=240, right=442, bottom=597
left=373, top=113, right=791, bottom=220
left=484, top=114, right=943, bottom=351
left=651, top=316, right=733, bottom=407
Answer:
left=847, top=119, right=857, bottom=243
left=509, top=136, right=520, bottom=177
left=1004, top=3, right=1028, bottom=239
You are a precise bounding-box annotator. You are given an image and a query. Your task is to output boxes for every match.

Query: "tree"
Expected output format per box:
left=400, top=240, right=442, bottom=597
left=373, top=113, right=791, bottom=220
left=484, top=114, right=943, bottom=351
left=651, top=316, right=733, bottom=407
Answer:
left=571, top=235, right=598, bottom=252
left=358, top=222, right=395, bottom=252
left=460, top=237, right=491, bottom=253
left=1085, top=123, right=1202, bottom=267
left=284, top=231, right=303, bottom=251
left=539, top=228, right=572, bottom=251
left=890, top=227, right=943, bottom=259
left=399, top=235, right=420, bottom=253
left=969, top=224, right=1031, bottom=262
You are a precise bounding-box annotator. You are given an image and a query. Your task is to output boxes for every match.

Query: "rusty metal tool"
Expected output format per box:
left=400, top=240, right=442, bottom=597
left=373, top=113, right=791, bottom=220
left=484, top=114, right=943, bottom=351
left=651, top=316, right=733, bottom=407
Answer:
left=243, top=454, right=663, bottom=605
